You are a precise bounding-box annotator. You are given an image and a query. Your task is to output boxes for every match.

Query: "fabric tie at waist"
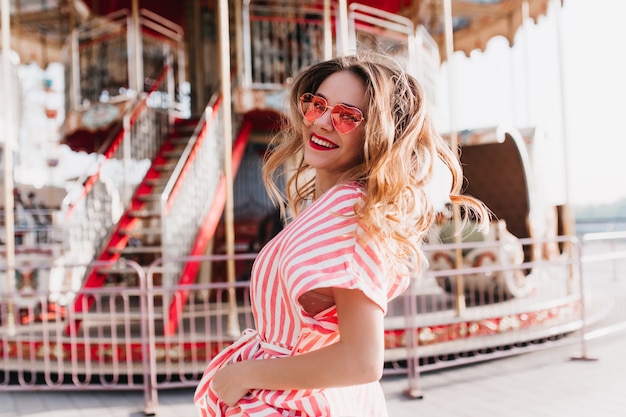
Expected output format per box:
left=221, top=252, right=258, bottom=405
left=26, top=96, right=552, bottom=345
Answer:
left=223, top=329, right=293, bottom=362
left=259, top=340, right=292, bottom=356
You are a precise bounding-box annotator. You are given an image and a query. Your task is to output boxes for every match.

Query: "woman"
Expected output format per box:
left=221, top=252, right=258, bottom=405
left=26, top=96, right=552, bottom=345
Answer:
left=194, top=53, right=487, bottom=416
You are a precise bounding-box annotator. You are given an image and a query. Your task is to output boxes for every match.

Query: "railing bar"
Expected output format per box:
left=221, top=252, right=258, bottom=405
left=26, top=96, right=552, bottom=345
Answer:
left=584, top=322, right=626, bottom=340
left=582, top=230, right=626, bottom=242
left=581, top=251, right=626, bottom=263
left=249, top=14, right=326, bottom=25
left=351, top=12, right=414, bottom=36
left=140, top=8, right=184, bottom=35
left=349, top=2, right=415, bottom=27
left=77, top=33, right=127, bottom=55
left=140, top=18, right=184, bottom=43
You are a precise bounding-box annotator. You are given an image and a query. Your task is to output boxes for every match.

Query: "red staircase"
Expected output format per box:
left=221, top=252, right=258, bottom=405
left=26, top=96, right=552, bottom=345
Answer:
left=164, top=121, right=251, bottom=335
left=66, top=117, right=252, bottom=336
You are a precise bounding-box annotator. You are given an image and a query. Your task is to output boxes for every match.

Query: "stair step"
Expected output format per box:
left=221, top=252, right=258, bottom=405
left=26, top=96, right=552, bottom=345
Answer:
left=174, top=116, right=199, bottom=125
left=154, top=162, right=177, bottom=172
left=109, top=245, right=162, bottom=255
left=173, top=121, right=197, bottom=132
left=145, top=178, right=167, bottom=187
left=129, top=209, right=161, bottom=219
left=119, top=226, right=162, bottom=236
left=162, top=149, right=184, bottom=158
left=137, top=194, right=162, bottom=202
left=169, top=136, right=190, bottom=145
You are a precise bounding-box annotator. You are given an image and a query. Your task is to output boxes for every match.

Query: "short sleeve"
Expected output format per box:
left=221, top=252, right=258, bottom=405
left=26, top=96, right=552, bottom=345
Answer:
left=280, top=183, right=403, bottom=325
left=290, top=226, right=390, bottom=314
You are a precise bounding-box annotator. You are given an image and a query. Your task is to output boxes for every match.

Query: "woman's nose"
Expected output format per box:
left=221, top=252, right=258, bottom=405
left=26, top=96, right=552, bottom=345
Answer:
left=315, top=108, right=334, bottom=131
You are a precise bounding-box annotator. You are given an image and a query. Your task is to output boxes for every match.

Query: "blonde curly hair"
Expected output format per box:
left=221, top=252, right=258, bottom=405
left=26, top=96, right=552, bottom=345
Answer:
left=263, top=53, right=488, bottom=275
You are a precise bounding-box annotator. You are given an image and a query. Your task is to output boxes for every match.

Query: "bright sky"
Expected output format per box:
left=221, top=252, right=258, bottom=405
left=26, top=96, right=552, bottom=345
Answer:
left=434, top=0, right=626, bottom=207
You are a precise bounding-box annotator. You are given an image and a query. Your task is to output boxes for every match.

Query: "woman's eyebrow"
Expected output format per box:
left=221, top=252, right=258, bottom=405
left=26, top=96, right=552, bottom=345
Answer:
left=315, top=92, right=362, bottom=109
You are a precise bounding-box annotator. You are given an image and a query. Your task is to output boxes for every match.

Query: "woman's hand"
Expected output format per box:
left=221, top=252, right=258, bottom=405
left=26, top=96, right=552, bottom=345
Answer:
left=209, top=288, right=384, bottom=400
left=212, top=362, right=250, bottom=407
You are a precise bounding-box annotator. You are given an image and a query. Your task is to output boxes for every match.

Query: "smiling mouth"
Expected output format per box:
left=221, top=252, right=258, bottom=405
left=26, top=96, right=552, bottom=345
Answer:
left=310, top=135, right=338, bottom=149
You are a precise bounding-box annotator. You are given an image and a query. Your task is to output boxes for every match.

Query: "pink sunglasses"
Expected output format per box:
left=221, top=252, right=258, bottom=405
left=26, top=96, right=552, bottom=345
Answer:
left=299, top=93, right=365, bottom=134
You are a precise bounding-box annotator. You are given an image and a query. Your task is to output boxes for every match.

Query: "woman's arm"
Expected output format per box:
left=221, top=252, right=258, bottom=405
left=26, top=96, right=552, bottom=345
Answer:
left=211, top=287, right=385, bottom=406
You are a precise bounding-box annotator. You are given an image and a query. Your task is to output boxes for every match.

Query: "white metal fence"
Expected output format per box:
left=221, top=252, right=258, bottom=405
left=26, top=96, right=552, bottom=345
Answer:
left=0, top=232, right=624, bottom=415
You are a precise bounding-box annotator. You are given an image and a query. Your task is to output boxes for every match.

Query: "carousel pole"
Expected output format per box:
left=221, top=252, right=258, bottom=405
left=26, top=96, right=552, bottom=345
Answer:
left=218, top=0, right=240, bottom=338
left=442, top=0, right=466, bottom=316
left=521, top=0, right=531, bottom=126
left=553, top=0, right=575, bottom=285
left=510, top=1, right=532, bottom=127
left=131, top=0, right=143, bottom=96
left=125, top=0, right=142, bottom=205
left=336, top=0, right=349, bottom=56
left=1, top=0, right=17, bottom=335
left=323, top=0, right=332, bottom=59
left=235, top=0, right=244, bottom=86
left=69, top=3, right=79, bottom=111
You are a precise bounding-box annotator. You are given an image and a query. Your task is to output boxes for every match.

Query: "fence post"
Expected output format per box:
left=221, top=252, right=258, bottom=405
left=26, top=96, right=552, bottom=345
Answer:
left=137, top=259, right=159, bottom=415
left=404, top=275, right=423, bottom=399
left=570, top=236, right=596, bottom=362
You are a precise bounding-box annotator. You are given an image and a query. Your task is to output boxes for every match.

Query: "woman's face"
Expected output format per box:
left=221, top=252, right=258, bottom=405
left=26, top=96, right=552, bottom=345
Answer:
left=301, top=70, right=368, bottom=186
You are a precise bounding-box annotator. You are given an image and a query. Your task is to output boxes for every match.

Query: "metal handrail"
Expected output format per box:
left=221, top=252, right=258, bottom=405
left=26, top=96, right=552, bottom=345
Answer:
left=239, top=0, right=439, bottom=101
left=160, top=92, right=221, bottom=207
left=60, top=67, right=171, bottom=267
left=348, top=2, right=418, bottom=76
left=348, top=2, right=415, bottom=36
left=139, top=8, right=184, bottom=43
left=66, top=7, right=186, bottom=111
left=242, top=0, right=337, bottom=89
left=59, top=5, right=187, bottom=266
left=62, top=65, right=171, bottom=217
left=155, top=92, right=232, bottom=336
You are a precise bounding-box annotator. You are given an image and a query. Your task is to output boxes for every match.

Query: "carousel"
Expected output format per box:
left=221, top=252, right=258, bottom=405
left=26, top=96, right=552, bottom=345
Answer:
left=1, top=0, right=604, bottom=401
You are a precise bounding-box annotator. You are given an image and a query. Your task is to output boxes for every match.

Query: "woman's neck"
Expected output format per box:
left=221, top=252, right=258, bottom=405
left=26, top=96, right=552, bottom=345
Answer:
left=314, top=184, right=329, bottom=200
left=314, top=173, right=341, bottom=200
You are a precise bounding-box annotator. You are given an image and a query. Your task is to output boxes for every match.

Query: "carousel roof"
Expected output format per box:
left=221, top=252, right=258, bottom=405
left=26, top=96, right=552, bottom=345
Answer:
left=7, top=0, right=560, bottom=66
left=354, top=0, right=559, bottom=60
left=411, top=0, right=558, bottom=60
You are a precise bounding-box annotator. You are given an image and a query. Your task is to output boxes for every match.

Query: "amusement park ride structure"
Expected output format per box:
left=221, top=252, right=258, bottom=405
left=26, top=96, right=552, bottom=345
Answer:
left=1, top=0, right=610, bottom=408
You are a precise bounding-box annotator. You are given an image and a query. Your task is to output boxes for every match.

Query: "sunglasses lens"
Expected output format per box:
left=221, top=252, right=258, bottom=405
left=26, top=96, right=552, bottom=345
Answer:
left=300, top=93, right=327, bottom=122
left=331, top=105, right=363, bottom=134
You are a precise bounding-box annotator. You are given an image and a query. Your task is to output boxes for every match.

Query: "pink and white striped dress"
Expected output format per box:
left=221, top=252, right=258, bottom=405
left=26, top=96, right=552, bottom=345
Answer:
left=194, top=182, right=410, bottom=416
